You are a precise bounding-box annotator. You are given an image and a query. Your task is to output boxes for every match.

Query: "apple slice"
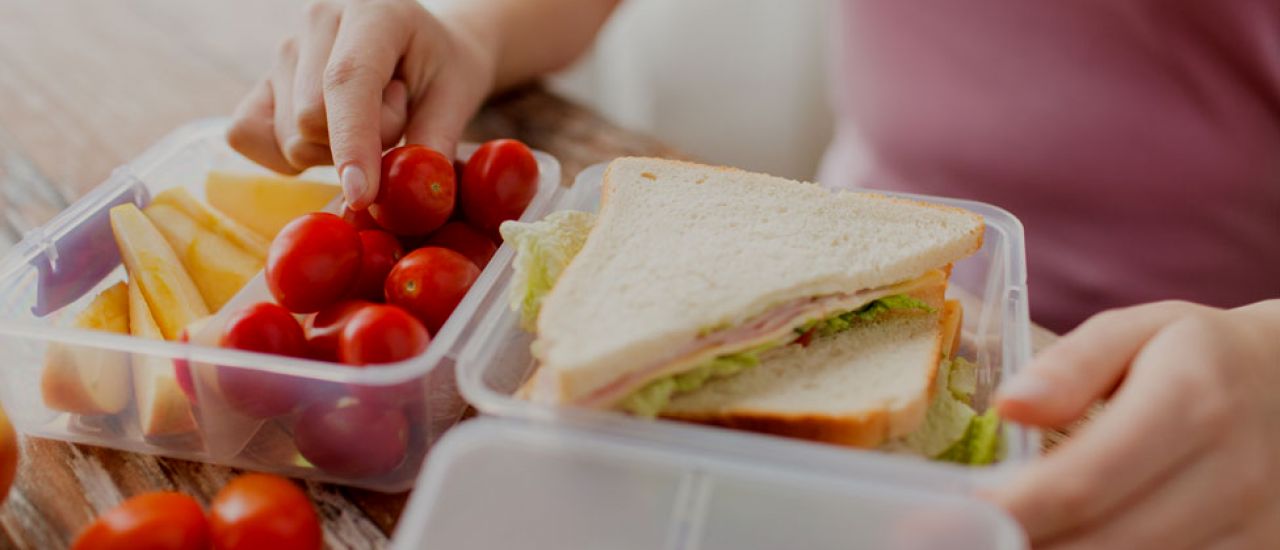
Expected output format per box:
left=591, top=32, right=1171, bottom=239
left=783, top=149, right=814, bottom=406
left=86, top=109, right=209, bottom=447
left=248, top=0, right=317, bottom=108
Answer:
left=128, top=281, right=197, bottom=437
left=151, top=187, right=269, bottom=260
left=40, top=281, right=133, bottom=415
left=204, top=170, right=340, bottom=238
left=110, top=203, right=210, bottom=340
left=144, top=203, right=262, bottom=312
left=0, top=404, right=16, bottom=502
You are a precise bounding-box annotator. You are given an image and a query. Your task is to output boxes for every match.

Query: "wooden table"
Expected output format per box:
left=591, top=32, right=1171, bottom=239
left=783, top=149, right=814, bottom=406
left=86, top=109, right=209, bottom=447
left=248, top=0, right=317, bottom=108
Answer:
left=0, top=1, right=1062, bottom=548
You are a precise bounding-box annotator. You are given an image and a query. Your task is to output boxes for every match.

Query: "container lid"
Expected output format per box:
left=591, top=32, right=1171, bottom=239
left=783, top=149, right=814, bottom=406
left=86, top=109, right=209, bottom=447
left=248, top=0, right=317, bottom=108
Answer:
left=392, top=418, right=1026, bottom=550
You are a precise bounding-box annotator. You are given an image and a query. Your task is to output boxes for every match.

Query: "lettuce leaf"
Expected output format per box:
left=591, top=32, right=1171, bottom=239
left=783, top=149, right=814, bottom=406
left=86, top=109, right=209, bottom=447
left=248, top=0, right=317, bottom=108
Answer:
left=618, top=344, right=772, bottom=418
left=499, top=211, right=597, bottom=331
left=902, top=358, right=978, bottom=457
left=937, top=407, right=1002, bottom=465
left=797, top=295, right=935, bottom=338
left=947, top=355, right=979, bottom=401
left=895, top=356, right=1003, bottom=465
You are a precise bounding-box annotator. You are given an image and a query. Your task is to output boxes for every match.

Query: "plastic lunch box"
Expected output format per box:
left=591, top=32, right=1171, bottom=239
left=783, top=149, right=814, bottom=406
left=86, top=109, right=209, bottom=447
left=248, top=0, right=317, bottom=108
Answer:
left=387, top=162, right=1038, bottom=548
left=0, top=119, right=561, bottom=491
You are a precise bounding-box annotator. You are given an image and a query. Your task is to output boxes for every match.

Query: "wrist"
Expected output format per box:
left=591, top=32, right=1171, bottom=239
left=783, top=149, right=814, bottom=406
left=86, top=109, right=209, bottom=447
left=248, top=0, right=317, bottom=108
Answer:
left=434, top=2, right=506, bottom=94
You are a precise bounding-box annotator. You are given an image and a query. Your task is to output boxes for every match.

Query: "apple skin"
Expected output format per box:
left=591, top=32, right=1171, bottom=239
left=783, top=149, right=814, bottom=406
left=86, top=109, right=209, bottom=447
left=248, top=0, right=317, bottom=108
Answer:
left=1, top=405, right=18, bottom=503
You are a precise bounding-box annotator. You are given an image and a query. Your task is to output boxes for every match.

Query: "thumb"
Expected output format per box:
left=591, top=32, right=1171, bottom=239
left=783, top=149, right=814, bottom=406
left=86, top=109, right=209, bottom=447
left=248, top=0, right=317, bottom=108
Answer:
left=997, top=301, right=1209, bottom=427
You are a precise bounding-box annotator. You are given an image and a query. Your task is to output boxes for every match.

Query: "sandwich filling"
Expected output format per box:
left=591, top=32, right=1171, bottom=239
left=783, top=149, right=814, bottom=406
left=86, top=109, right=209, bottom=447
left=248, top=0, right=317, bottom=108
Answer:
left=617, top=292, right=935, bottom=417
left=602, top=275, right=942, bottom=413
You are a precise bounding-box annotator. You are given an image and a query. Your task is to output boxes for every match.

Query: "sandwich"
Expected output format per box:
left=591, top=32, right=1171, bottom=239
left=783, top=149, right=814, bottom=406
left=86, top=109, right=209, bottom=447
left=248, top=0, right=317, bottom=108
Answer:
left=501, top=158, right=1000, bottom=462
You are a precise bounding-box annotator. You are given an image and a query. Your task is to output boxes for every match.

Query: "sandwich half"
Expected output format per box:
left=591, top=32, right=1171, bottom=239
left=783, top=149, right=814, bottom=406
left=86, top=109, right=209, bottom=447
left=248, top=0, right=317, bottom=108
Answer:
left=504, top=158, right=985, bottom=416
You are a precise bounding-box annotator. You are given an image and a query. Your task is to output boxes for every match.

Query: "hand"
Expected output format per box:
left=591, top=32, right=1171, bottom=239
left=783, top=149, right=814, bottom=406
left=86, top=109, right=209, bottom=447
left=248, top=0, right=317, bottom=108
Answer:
left=227, top=0, right=496, bottom=209
left=989, top=300, right=1280, bottom=549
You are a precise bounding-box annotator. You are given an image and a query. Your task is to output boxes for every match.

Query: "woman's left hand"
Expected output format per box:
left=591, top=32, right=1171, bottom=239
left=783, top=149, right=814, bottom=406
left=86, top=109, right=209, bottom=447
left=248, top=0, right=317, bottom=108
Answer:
left=988, top=299, right=1280, bottom=549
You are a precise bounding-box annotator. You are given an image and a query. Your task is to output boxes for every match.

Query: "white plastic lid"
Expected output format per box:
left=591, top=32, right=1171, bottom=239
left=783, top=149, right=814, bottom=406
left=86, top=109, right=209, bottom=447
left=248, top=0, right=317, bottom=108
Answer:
left=393, top=418, right=1026, bottom=549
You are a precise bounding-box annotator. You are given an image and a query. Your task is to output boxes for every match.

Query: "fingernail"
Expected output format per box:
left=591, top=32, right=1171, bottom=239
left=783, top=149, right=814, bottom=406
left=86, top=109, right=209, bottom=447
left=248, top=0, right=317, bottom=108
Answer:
left=341, top=165, right=368, bottom=206
left=997, top=374, right=1053, bottom=402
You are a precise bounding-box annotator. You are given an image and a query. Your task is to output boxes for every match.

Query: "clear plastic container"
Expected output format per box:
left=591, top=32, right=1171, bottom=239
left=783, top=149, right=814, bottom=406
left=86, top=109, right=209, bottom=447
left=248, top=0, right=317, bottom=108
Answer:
left=0, top=118, right=563, bottom=491
left=418, top=163, right=1036, bottom=546
left=457, top=162, right=1039, bottom=469
left=392, top=417, right=1027, bottom=549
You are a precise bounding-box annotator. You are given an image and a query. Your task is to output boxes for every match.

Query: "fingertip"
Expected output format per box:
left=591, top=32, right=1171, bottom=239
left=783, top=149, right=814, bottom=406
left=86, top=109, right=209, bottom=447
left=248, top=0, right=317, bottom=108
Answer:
left=993, top=372, right=1088, bottom=427
left=340, top=163, right=377, bottom=210
left=994, top=395, right=1047, bottom=426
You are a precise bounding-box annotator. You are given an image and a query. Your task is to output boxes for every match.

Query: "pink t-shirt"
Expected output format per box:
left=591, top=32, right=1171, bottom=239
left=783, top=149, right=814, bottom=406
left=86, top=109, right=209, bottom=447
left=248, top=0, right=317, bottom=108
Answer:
left=820, top=1, right=1280, bottom=332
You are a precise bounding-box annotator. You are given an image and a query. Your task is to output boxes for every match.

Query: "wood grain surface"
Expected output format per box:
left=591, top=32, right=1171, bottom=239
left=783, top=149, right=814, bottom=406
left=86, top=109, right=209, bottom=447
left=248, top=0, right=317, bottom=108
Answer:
left=0, top=1, right=1067, bottom=548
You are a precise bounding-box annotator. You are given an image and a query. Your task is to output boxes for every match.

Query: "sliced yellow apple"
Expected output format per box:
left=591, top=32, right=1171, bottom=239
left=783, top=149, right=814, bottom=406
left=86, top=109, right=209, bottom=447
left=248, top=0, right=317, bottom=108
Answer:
left=151, top=187, right=269, bottom=260
left=110, top=203, right=210, bottom=340
left=143, top=203, right=261, bottom=312
left=0, top=404, right=16, bottom=502
left=128, top=281, right=197, bottom=437
left=40, top=281, right=133, bottom=415
left=204, top=170, right=340, bottom=238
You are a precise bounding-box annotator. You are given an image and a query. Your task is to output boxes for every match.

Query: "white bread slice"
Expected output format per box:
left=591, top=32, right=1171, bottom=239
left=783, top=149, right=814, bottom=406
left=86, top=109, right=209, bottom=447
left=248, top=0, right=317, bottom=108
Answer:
left=531, top=158, right=984, bottom=405
left=128, top=280, right=197, bottom=437
left=41, top=282, right=133, bottom=415
left=661, top=301, right=961, bottom=448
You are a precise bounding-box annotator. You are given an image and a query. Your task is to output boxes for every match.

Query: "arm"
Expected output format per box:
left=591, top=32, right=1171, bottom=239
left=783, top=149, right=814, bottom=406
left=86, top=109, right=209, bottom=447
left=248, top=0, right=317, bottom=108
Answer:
left=440, top=0, right=620, bottom=92
left=227, top=0, right=618, bottom=209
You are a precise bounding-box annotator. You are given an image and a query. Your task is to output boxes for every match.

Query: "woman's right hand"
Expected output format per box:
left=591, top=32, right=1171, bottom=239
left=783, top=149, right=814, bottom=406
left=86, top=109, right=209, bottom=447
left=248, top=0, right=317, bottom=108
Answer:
left=227, top=0, right=496, bottom=210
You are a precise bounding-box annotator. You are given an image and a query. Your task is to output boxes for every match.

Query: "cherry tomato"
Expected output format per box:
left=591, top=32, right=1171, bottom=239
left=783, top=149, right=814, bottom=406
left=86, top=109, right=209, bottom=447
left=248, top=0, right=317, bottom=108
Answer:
left=209, top=474, right=321, bottom=550
left=370, top=145, right=455, bottom=236
left=341, top=206, right=379, bottom=231
left=346, top=230, right=402, bottom=302
left=267, top=213, right=362, bottom=313
left=173, top=316, right=212, bottom=403
left=460, top=139, right=539, bottom=237
left=293, top=396, right=409, bottom=478
left=0, top=406, right=16, bottom=505
left=218, top=302, right=308, bottom=419
left=422, top=221, right=498, bottom=269
left=338, top=305, right=430, bottom=366
left=338, top=305, right=430, bottom=404
left=384, top=248, right=480, bottom=334
left=303, top=299, right=373, bottom=363
left=71, top=492, right=210, bottom=550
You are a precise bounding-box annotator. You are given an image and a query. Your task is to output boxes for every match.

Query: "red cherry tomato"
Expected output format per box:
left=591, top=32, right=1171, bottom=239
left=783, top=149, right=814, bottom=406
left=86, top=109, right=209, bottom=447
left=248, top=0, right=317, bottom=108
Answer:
left=172, top=316, right=212, bottom=403
left=293, top=397, right=409, bottom=478
left=422, top=221, right=498, bottom=269
left=267, top=213, right=362, bottom=313
left=348, top=230, right=403, bottom=301
left=219, top=302, right=308, bottom=419
left=460, top=139, right=539, bottom=237
left=341, top=206, right=379, bottom=231
left=71, top=492, right=210, bottom=550
left=338, top=305, right=430, bottom=404
left=209, top=474, right=321, bottom=550
left=337, top=305, right=430, bottom=366
left=304, top=299, right=373, bottom=363
left=384, top=248, right=480, bottom=334
left=370, top=145, right=455, bottom=236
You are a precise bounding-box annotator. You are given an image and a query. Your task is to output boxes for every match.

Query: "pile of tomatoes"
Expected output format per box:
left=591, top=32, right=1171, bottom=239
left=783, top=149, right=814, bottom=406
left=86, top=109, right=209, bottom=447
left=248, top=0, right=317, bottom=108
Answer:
left=73, top=473, right=320, bottom=550
left=209, top=140, right=538, bottom=478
